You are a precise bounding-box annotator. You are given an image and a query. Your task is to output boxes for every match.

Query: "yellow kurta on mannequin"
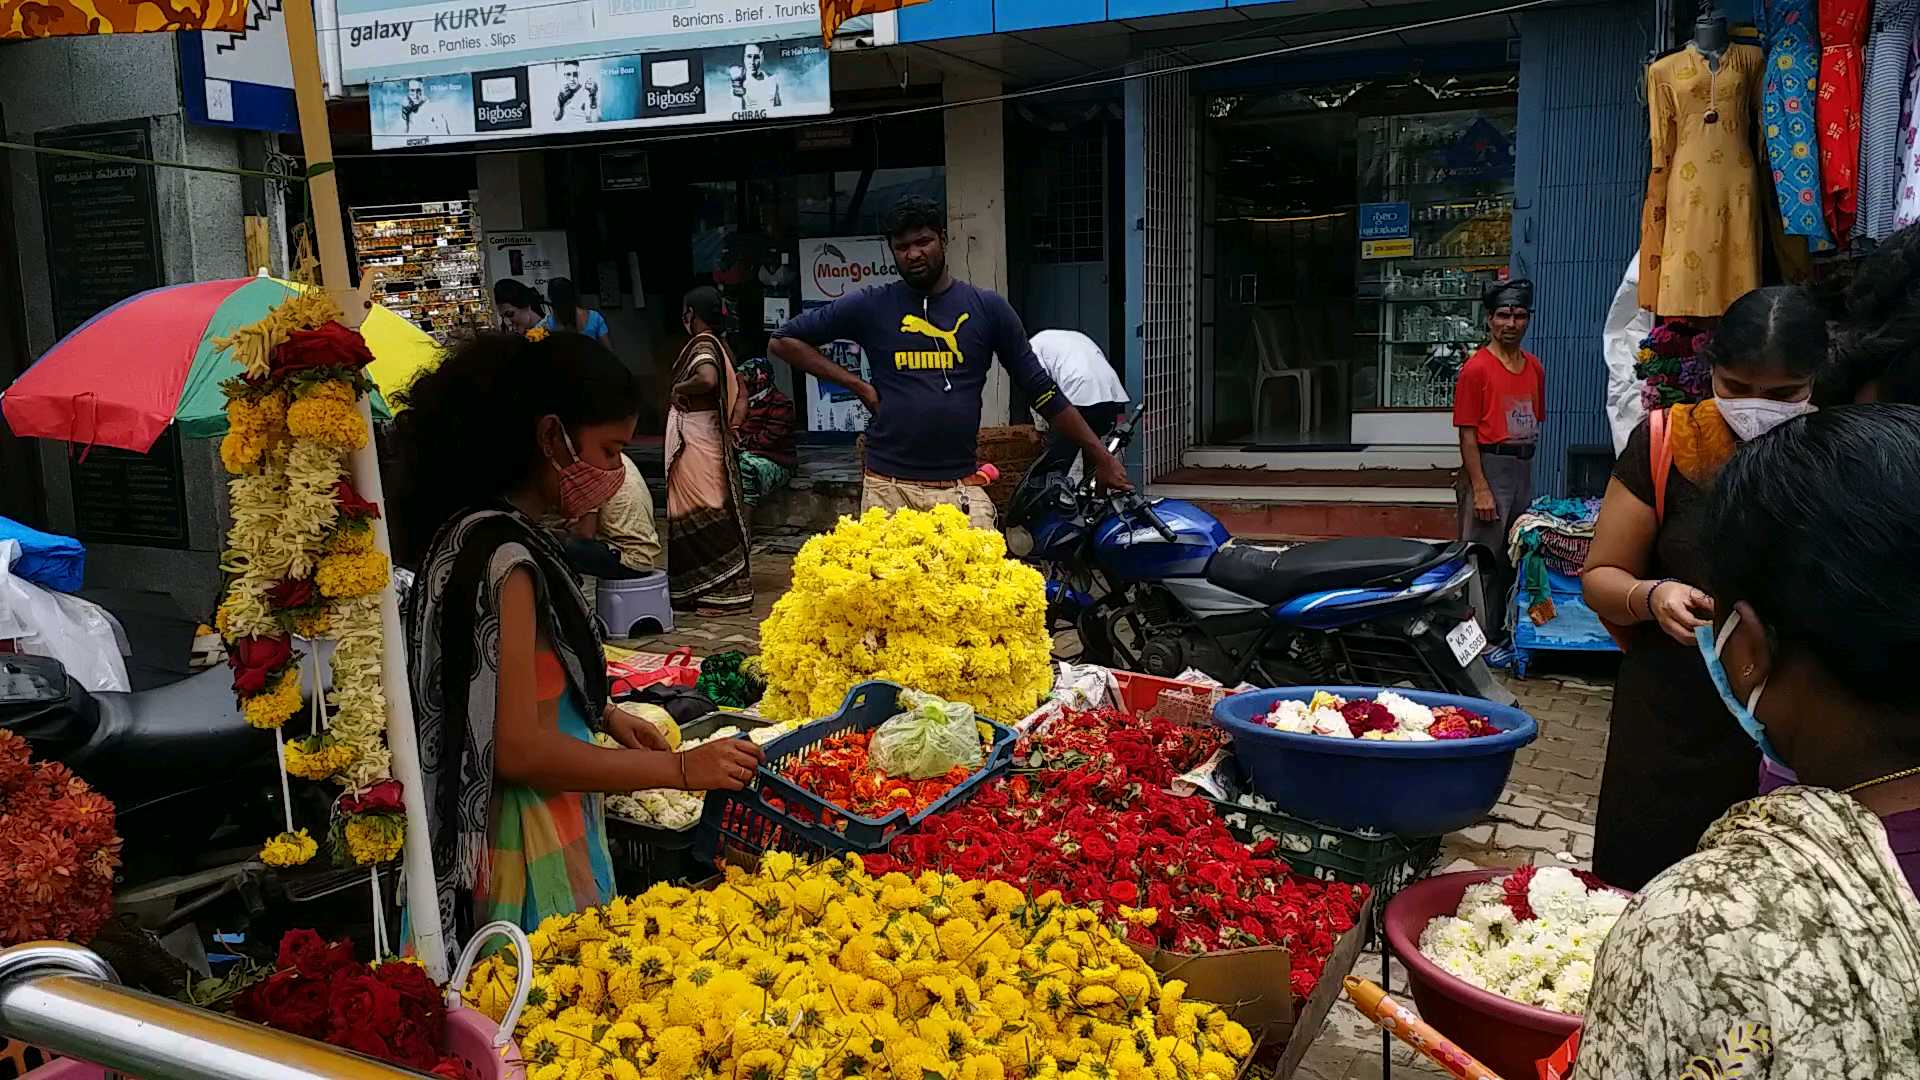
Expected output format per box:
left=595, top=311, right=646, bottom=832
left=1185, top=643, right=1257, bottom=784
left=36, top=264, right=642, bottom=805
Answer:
left=1639, top=44, right=1767, bottom=317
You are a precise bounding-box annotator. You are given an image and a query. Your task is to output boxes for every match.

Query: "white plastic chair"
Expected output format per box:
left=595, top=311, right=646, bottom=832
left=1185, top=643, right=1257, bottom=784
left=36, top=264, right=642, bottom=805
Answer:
left=1251, top=309, right=1316, bottom=439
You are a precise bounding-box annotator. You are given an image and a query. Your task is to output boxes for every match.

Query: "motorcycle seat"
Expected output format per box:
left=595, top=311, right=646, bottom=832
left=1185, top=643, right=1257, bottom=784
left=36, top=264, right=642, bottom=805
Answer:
left=1205, top=538, right=1444, bottom=606
left=68, top=665, right=275, bottom=808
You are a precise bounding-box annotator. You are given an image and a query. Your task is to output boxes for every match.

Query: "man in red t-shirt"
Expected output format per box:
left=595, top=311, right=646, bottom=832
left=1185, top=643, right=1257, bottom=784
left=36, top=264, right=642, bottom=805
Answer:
left=1452, top=278, right=1545, bottom=647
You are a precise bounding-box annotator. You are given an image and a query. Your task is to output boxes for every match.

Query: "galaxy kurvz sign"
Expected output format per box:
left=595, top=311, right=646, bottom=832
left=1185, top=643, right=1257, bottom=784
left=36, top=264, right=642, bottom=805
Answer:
left=806, top=240, right=897, bottom=302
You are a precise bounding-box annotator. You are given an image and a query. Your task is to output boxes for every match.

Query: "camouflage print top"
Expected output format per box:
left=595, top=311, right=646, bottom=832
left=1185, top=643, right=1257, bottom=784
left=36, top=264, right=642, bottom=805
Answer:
left=1581, top=786, right=1920, bottom=1079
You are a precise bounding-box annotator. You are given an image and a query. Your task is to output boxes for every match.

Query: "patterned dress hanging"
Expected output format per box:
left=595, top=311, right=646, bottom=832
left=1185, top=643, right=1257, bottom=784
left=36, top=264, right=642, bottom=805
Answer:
left=1818, top=0, right=1870, bottom=243
left=1760, top=0, right=1833, bottom=248
left=1857, top=0, right=1920, bottom=242
left=1639, top=45, right=1767, bottom=317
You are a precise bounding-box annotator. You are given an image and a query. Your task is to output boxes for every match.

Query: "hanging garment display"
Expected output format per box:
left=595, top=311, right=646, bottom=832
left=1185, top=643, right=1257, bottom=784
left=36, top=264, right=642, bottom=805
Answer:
left=1761, top=0, right=1834, bottom=248
left=1640, top=45, right=1767, bottom=317
left=1856, top=0, right=1919, bottom=241
left=1818, top=0, right=1870, bottom=242
left=1898, top=40, right=1920, bottom=229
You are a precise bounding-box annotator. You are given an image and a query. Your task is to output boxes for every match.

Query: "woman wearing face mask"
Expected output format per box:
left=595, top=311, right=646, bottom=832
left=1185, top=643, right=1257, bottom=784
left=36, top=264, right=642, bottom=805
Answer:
left=1581, top=285, right=1824, bottom=891
left=1577, top=405, right=1920, bottom=1079
left=666, top=287, right=752, bottom=615
left=392, top=332, right=763, bottom=936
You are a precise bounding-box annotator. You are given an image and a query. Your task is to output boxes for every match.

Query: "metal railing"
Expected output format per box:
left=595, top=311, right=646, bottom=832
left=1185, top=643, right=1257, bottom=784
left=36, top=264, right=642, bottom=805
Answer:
left=0, top=942, right=419, bottom=1079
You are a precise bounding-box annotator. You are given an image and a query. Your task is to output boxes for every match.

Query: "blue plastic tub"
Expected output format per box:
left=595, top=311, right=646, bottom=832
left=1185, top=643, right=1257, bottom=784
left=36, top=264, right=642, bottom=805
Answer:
left=1211, top=686, right=1538, bottom=837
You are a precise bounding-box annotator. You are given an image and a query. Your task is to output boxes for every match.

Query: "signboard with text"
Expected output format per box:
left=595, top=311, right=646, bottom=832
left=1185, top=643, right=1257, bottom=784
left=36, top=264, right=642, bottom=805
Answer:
left=179, top=0, right=298, bottom=132
left=797, top=235, right=896, bottom=433
left=1357, top=202, right=1409, bottom=241
left=369, top=35, right=828, bottom=148
left=339, top=0, right=822, bottom=86
left=482, top=229, right=571, bottom=307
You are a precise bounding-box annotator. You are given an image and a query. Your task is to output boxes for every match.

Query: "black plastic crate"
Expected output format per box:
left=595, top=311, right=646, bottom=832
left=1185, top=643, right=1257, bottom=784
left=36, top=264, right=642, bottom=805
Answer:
left=605, top=711, right=774, bottom=890
left=693, top=681, right=1015, bottom=865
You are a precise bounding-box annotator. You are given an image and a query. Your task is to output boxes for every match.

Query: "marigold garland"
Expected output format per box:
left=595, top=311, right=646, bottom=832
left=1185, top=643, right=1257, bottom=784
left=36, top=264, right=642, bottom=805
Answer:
left=216, top=294, right=403, bottom=870
left=260, top=829, right=319, bottom=868
left=759, top=506, right=1054, bottom=724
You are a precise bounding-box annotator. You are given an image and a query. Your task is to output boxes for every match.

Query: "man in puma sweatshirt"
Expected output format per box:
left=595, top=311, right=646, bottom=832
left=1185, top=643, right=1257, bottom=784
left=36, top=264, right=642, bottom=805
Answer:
left=771, top=196, right=1129, bottom=527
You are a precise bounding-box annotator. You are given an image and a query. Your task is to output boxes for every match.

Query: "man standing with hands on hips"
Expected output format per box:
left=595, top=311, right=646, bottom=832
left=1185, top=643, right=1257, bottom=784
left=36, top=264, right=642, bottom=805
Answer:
left=770, top=196, right=1131, bottom=529
left=1452, top=278, right=1544, bottom=653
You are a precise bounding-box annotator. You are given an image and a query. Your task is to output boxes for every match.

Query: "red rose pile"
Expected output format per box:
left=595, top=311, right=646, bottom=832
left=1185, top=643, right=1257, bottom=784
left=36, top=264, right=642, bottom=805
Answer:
left=236, top=930, right=469, bottom=1077
left=1014, top=706, right=1226, bottom=788
left=873, top=708, right=1367, bottom=1001
left=0, top=729, right=120, bottom=946
left=779, top=729, right=979, bottom=818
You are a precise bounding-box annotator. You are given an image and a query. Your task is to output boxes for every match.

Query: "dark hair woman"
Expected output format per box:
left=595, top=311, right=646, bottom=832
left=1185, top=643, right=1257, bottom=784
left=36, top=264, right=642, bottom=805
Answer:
left=540, top=276, right=612, bottom=349
left=392, top=332, right=761, bottom=937
left=492, top=278, right=546, bottom=333
left=1581, top=285, right=1826, bottom=890
left=1579, top=405, right=1920, bottom=1078
left=1818, top=221, right=1920, bottom=406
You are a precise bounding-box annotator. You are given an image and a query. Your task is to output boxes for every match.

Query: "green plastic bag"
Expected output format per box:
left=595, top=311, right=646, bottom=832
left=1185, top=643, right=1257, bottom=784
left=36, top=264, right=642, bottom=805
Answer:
left=870, top=690, right=984, bottom=780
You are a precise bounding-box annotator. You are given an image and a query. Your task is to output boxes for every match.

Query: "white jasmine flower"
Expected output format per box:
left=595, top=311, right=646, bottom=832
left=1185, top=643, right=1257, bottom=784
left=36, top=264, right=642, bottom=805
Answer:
left=1376, top=690, right=1436, bottom=731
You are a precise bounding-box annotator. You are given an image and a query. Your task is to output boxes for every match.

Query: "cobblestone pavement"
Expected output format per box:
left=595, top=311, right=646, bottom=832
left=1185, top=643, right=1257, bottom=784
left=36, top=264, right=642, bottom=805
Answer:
left=625, top=549, right=1617, bottom=1080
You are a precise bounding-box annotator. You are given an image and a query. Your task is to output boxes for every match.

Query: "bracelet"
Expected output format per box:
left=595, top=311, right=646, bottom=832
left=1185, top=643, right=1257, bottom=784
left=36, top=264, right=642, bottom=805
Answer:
left=677, top=752, right=689, bottom=789
left=1638, top=578, right=1678, bottom=621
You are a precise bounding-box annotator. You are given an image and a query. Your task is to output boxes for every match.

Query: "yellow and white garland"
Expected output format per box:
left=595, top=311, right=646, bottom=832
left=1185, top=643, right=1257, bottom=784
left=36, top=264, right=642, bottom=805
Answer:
left=215, top=292, right=400, bottom=869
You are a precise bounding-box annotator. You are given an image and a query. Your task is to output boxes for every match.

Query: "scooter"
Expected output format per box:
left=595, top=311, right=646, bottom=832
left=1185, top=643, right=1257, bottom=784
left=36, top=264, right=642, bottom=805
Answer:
left=0, top=652, right=378, bottom=977
left=1005, top=404, right=1514, bottom=704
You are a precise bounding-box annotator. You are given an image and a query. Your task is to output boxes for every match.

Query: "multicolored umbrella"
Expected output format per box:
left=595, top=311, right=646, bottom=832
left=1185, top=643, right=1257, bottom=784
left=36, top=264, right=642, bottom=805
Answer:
left=0, top=275, right=440, bottom=454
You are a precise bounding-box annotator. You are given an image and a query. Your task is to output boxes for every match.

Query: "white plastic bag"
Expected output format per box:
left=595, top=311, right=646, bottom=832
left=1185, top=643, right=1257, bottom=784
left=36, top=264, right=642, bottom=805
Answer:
left=1604, top=254, right=1655, bottom=454
left=0, top=541, right=130, bottom=692
left=1017, top=661, right=1120, bottom=734
left=871, top=690, right=984, bottom=780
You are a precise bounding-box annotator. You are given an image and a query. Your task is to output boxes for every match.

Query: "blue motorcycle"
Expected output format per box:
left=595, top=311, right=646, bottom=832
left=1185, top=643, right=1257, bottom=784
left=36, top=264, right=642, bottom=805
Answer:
left=1005, top=405, right=1513, bottom=704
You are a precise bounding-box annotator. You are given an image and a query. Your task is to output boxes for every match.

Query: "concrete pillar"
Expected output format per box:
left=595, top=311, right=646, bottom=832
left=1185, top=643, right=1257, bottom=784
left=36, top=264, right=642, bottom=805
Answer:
left=942, top=73, right=1013, bottom=426
left=474, top=151, right=546, bottom=230
left=2, top=35, right=267, bottom=616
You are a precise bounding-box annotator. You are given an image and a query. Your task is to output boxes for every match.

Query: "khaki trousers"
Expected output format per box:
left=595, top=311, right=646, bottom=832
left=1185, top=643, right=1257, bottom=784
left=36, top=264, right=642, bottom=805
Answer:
left=861, top=471, right=998, bottom=530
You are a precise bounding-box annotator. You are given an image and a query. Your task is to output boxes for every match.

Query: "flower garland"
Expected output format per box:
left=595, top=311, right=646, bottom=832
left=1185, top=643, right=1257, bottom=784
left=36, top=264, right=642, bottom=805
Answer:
left=215, top=295, right=400, bottom=870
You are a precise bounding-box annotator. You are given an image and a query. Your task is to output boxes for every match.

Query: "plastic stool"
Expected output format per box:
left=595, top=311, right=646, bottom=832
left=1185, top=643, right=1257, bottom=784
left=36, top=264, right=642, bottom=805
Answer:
left=597, top=572, right=674, bottom=639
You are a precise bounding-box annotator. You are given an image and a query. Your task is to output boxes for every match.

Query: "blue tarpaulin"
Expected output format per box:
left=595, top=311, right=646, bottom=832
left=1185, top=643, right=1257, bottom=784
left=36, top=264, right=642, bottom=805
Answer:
left=0, top=517, right=85, bottom=593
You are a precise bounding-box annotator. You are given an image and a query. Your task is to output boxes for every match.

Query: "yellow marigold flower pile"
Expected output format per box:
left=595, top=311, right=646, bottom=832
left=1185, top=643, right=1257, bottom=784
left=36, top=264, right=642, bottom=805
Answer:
left=461, top=854, right=1253, bottom=1080
left=343, top=814, right=405, bottom=864
left=317, top=550, right=391, bottom=599
left=260, top=828, right=318, bottom=867
left=244, top=666, right=304, bottom=730
left=758, top=507, right=1053, bottom=724
left=284, top=734, right=356, bottom=780
left=286, top=381, right=370, bottom=451
left=220, top=390, right=288, bottom=474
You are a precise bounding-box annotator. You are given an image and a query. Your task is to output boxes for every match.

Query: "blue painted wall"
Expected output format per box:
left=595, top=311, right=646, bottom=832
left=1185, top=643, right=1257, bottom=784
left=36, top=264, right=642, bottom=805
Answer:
left=1509, top=0, right=1651, bottom=497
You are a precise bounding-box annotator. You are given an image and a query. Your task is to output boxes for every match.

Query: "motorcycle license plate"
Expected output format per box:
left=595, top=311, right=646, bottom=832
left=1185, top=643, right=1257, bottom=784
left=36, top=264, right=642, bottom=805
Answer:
left=1446, top=619, right=1488, bottom=667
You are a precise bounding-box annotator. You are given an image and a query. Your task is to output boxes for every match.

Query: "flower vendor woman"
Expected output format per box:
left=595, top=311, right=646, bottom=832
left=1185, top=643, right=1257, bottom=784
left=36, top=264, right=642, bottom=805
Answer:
left=1580, top=287, right=1823, bottom=891
left=393, top=332, right=764, bottom=938
left=1579, top=405, right=1920, bottom=1078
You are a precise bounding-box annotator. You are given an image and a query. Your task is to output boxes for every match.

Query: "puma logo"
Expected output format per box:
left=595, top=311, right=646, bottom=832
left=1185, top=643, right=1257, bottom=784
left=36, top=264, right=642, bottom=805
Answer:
left=895, top=312, right=969, bottom=370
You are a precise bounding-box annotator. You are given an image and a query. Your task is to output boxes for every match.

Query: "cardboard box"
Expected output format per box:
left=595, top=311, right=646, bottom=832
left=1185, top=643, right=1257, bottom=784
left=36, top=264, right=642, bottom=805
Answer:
left=1131, top=895, right=1373, bottom=1074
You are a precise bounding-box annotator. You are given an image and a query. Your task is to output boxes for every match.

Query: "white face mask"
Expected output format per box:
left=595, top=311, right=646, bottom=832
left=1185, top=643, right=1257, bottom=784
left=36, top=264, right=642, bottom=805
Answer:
left=1716, top=397, right=1815, bottom=441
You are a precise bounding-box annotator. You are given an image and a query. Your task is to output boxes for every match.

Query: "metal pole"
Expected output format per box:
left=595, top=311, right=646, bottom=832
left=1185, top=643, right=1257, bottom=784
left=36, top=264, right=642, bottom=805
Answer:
left=281, top=0, right=449, bottom=980
left=0, top=943, right=419, bottom=1080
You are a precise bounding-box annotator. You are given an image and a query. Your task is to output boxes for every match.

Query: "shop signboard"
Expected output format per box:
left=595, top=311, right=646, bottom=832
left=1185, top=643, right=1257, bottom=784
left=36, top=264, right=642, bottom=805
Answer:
left=1361, top=238, right=1415, bottom=260
left=338, top=0, right=823, bottom=86
left=1357, top=202, right=1409, bottom=241
left=798, top=235, right=897, bottom=433
left=368, top=36, right=830, bottom=148
left=178, top=0, right=299, bottom=133
left=483, top=229, right=572, bottom=302
left=601, top=149, right=650, bottom=191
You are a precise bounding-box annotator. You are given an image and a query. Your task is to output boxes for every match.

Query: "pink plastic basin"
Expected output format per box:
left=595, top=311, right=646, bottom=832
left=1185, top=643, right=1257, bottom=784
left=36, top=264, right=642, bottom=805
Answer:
left=1384, top=869, right=1624, bottom=1080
